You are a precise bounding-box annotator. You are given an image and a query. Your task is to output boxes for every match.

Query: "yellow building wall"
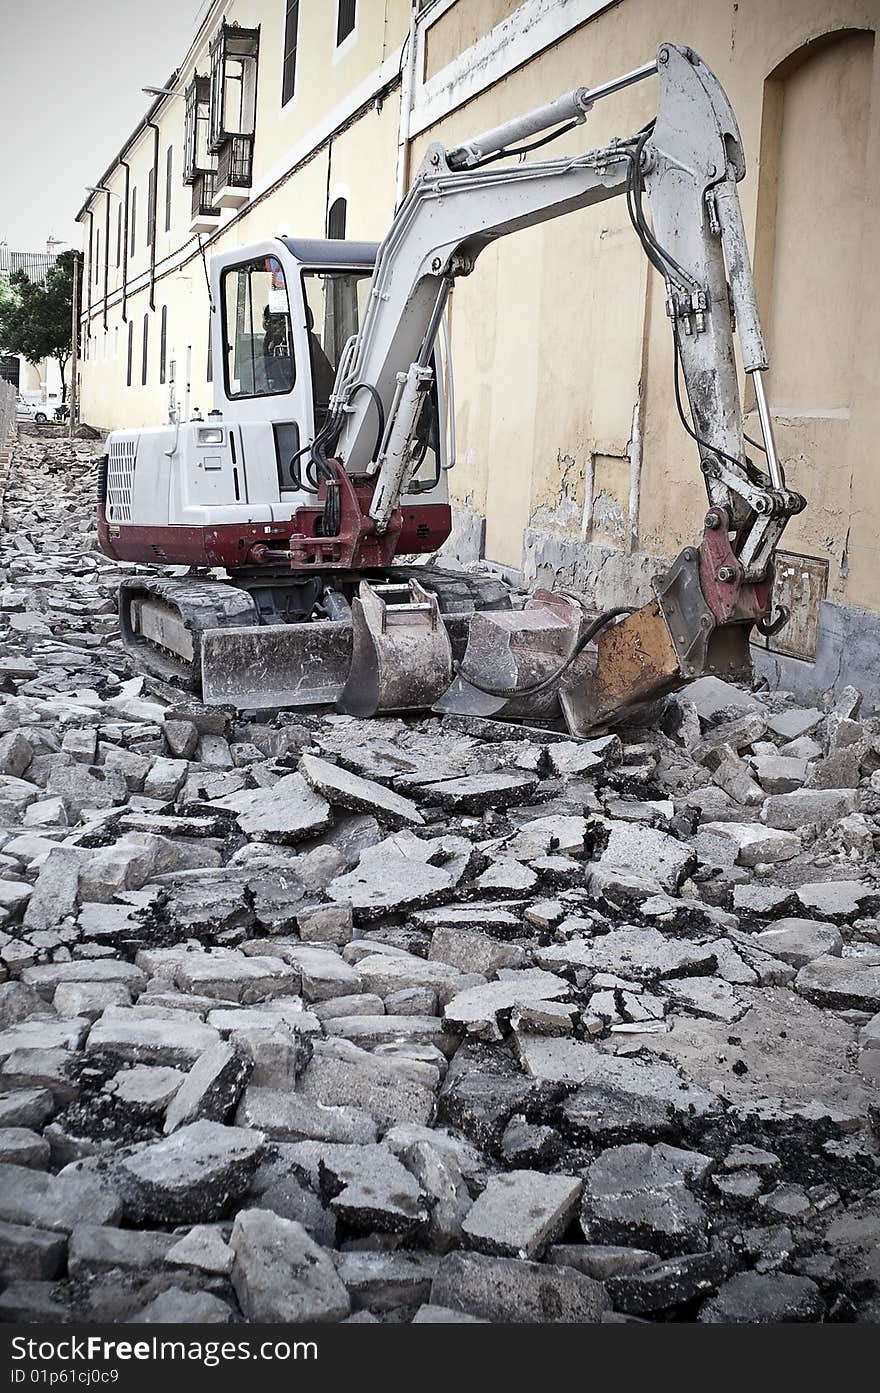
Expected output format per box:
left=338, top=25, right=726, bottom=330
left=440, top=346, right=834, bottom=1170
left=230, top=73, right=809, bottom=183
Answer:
left=410, top=0, right=880, bottom=619
left=80, top=0, right=408, bottom=432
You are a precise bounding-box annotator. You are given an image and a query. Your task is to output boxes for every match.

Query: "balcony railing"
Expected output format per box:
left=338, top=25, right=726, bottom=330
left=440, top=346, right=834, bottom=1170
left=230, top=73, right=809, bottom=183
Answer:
left=216, top=134, right=254, bottom=192
left=192, top=170, right=220, bottom=217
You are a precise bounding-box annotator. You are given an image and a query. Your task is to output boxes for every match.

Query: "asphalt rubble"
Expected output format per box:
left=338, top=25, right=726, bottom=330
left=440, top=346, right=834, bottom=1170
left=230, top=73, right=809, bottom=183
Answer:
left=0, top=428, right=878, bottom=1325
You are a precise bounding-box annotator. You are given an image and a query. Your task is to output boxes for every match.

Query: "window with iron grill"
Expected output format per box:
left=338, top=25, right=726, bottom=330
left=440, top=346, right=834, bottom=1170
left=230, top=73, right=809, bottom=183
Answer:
left=116, top=204, right=122, bottom=267
left=208, top=21, right=260, bottom=152
left=94, top=229, right=100, bottom=284
left=142, top=313, right=149, bottom=386
left=282, top=1, right=299, bottom=106
left=165, top=146, right=173, bottom=232
left=327, top=197, right=347, bottom=239
left=184, top=76, right=212, bottom=183
left=130, top=186, right=137, bottom=256
left=336, top=0, right=356, bottom=47
left=160, top=305, right=168, bottom=385
left=126, top=320, right=133, bottom=387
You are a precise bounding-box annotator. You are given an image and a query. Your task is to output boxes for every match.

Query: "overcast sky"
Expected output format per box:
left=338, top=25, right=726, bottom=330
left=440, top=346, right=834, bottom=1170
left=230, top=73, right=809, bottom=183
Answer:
left=1, top=0, right=201, bottom=253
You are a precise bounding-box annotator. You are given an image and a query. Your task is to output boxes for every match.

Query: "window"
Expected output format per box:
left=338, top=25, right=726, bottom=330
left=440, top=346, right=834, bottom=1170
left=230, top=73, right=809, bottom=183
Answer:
left=164, top=146, right=173, bottom=232
left=130, top=186, right=137, bottom=255
left=159, top=305, right=168, bottom=385
left=147, top=168, right=156, bottom=247
left=302, top=268, right=371, bottom=422
left=282, top=1, right=299, bottom=105
left=142, top=313, right=149, bottom=386
left=327, top=196, right=347, bottom=240
left=208, top=22, right=259, bottom=151
left=126, top=320, right=134, bottom=386
left=336, top=0, right=356, bottom=47
left=183, top=76, right=212, bottom=183
left=207, top=309, right=213, bottom=382
left=94, top=229, right=100, bottom=284
left=116, top=204, right=122, bottom=267
left=222, top=255, right=294, bottom=398
left=114, top=325, right=119, bottom=359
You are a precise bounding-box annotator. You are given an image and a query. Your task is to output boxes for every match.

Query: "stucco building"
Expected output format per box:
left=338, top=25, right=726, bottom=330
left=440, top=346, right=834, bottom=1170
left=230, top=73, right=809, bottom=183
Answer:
left=77, top=0, right=880, bottom=703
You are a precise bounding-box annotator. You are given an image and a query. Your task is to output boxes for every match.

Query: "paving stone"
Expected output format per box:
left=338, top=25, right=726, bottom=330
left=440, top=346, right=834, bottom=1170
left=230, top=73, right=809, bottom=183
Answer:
left=430, top=1251, right=610, bottom=1323
left=0, top=1162, right=122, bottom=1232
left=608, top=1250, right=732, bottom=1315
left=697, top=821, right=800, bottom=867
left=287, top=1139, right=424, bottom=1233
left=419, top=770, right=540, bottom=812
left=116, top=1120, right=265, bottom=1223
left=129, top=1287, right=235, bottom=1324
left=296, top=902, right=354, bottom=945
left=475, top=858, right=539, bottom=893
left=443, top=970, right=570, bottom=1042
left=53, top=982, right=132, bottom=1020
left=163, top=1041, right=250, bottom=1132
left=756, top=919, right=843, bottom=968
left=520, top=1038, right=720, bottom=1138
left=751, top=754, right=810, bottom=794
left=546, top=1243, right=659, bottom=1281
left=236, top=1085, right=378, bottom=1144
left=795, top=880, right=876, bottom=918
left=762, top=788, right=858, bottom=831
left=580, top=1143, right=711, bottom=1257
left=300, top=753, right=424, bottom=827
left=536, top=929, right=716, bottom=983
left=461, top=1170, right=581, bottom=1259
left=595, top=821, right=693, bottom=893
left=0, top=1219, right=66, bottom=1280
left=327, top=839, right=460, bottom=919
left=87, top=1011, right=220, bottom=1068
left=0, top=1088, right=55, bottom=1129
left=46, top=760, right=128, bottom=818
left=231, top=1209, right=350, bottom=1322
left=411, top=1304, right=487, bottom=1323
left=110, top=1065, right=185, bottom=1112
left=0, top=1127, right=51, bottom=1169
left=298, top=1038, right=436, bottom=1129
left=661, top=977, right=749, bottom=1023
left=766, top=707, right=823, bottom=740
left=213, top=772, right=332, bottom=843
left=698, top=1271, right=824, bottom=1323
left=795, top=956, right=880, bottom=1011
left=284, top=945, right=360, bottom=1002
left=335, top=1250, right=440, bottom=1312
left=22, top=847, right=82, bottom=932
left=67, top=1225, right=176, bottom=1276
left=355, top=950, right=471, bottom=1005
left=165, top=1224, right=234, bottom=1276
left=21, top=960, right=145, bottom=1002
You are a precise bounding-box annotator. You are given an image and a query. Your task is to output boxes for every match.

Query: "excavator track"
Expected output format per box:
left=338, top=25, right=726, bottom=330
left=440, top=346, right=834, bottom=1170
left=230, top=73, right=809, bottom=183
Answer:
left=118, top=568, right=511, bottom=711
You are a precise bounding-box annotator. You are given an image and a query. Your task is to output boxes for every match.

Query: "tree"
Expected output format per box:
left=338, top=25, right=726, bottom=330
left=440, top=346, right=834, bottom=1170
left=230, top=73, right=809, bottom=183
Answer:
left=0, top=250, right=81, bottom=403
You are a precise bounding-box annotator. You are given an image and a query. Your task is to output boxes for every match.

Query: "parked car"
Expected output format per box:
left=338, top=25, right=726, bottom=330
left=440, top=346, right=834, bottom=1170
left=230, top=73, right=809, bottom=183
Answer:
left=15, top=397, right=49, bottom=423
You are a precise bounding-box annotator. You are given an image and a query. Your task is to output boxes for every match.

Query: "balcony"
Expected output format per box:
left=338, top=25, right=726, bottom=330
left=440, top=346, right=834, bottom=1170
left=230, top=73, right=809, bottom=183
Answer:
left=214, top=134, right=253, bottom=210
left=190, top=171, right=221, bottom=235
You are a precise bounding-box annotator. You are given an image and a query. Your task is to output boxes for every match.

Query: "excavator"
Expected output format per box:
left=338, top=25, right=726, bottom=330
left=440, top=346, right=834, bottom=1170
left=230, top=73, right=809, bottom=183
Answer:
left=97, top=44, right=805, bottom=737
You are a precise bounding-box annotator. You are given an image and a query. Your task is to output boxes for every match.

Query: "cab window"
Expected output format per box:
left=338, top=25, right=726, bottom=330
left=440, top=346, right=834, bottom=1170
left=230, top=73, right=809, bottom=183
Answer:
left=223, top=256, right=294, bottom=398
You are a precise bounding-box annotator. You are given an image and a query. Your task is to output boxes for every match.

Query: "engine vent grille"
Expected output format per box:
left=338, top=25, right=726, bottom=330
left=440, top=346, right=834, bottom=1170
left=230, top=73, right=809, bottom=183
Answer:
left=107, top=436, right=138, bottom=523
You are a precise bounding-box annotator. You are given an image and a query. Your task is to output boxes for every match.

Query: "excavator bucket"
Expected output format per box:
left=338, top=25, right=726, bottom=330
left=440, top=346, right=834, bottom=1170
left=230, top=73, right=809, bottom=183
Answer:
left=200, top=621, right=353, bottom=710
left=433, top=591, right=582, bottom=723
left=337, top=579, right=453, bottom=717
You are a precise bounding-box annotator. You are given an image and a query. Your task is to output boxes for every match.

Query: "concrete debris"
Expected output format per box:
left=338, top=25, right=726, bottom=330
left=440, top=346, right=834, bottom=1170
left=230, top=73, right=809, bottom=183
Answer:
left=0, top=433, right=878, bottom=1322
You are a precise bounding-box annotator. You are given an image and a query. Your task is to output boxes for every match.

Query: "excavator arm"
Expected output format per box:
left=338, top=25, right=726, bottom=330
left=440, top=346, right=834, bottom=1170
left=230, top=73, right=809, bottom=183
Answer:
left=320, top=43, right=805, bottom=730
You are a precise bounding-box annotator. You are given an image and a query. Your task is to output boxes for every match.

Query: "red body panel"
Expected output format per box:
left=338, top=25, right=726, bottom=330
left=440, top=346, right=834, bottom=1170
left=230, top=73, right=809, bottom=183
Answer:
left=97, top=502, right=452, bottom=569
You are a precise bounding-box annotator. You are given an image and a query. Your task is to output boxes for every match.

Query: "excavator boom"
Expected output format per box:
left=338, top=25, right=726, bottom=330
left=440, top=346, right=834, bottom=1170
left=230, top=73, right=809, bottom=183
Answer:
left=102, top=44, right=805, bottom=732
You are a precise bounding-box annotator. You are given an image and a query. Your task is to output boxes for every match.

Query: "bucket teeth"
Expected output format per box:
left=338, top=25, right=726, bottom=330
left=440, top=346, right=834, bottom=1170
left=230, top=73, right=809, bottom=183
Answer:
left=338, top=579, right=453, bottom=717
